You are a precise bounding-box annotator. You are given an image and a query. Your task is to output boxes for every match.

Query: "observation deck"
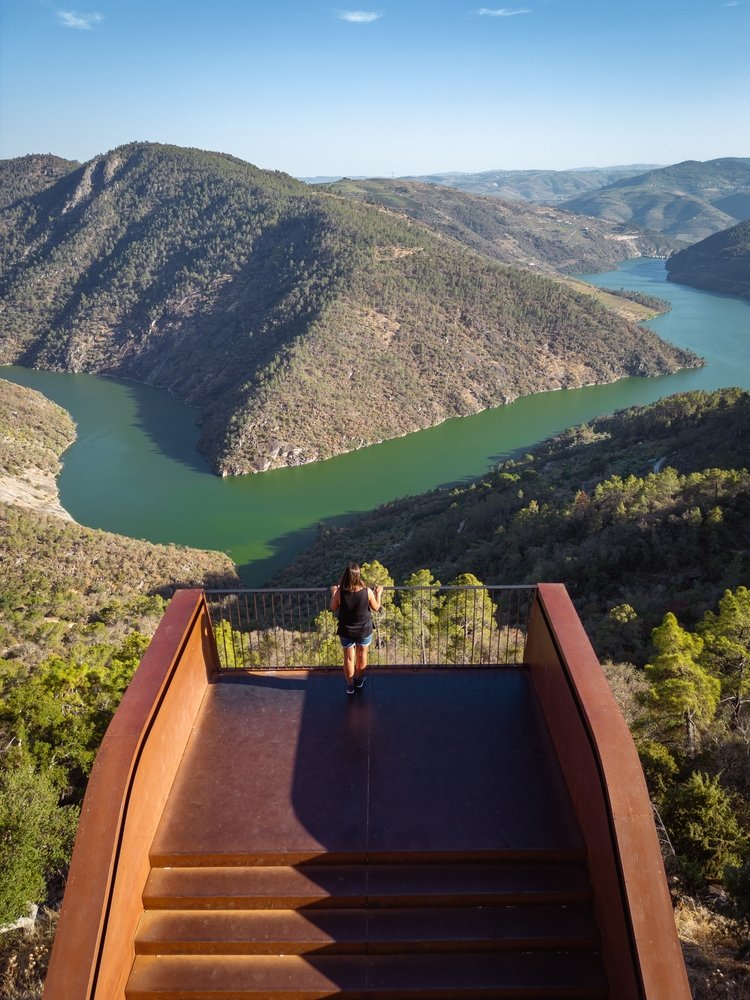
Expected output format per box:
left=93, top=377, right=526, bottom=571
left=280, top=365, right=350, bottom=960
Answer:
left=43, top=585, right=690, bottom=1000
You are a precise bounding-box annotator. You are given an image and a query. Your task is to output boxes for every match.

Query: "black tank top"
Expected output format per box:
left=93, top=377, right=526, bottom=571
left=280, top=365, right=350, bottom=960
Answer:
left=337, top=588, right=372, bottom=640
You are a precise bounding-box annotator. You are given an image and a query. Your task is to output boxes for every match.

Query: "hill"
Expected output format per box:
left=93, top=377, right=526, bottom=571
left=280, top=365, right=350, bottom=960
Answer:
left=561, top=158, right=750, bottom=245
left=0, top=154, right=78, bottom=210
left=274, top=387, right=750, bottom=661
left=406, top=166, right=660, bottom=205
left=325, top=177, right=674, bottom=275
left=0, top=378, right=239, bottom=642
left=0, top=143, right=697, bottom=475
left=666, top=220, right=750, bottom=298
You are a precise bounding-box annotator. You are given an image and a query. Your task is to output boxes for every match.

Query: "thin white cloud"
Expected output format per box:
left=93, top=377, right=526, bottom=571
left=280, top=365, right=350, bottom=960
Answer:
left=724, top=1, right=741, bottom=6
left=56, top=10, right=104, bottom=29
left=477, top=7, right=531, bottom=15
left=337, top=10, right=383, bottom=23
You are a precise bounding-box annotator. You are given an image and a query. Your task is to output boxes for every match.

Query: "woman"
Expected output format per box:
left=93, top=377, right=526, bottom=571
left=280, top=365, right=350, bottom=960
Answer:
left=330, top=563, right=383, bottom=695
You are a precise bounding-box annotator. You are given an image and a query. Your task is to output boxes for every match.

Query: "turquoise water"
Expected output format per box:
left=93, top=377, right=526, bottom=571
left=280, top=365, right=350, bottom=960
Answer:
left=3, top=259, right=749, bottom=583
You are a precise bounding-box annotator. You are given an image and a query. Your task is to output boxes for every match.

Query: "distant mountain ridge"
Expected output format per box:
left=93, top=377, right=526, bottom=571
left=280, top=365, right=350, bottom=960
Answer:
left=0, top=143, right=697, bottom=475
left=324, top=176, right=674, bottom=275
left=561, top=158, right=750, bottom=245
left=404, top=166, right=661, bottom=205
left=666, top=220, right=750, bottom=298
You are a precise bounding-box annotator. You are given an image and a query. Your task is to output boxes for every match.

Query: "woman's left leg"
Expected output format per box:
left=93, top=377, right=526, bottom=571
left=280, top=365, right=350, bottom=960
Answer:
left=354, top=642, right=370, bottom=687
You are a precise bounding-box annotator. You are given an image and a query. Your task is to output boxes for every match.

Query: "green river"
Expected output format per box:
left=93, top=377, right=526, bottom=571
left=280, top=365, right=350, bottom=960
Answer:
left=2, top=258, right=749, bottom=583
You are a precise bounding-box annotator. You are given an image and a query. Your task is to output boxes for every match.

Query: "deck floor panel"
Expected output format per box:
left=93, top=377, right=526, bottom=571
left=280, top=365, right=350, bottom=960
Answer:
left=151, top=670, right=581, bottom=861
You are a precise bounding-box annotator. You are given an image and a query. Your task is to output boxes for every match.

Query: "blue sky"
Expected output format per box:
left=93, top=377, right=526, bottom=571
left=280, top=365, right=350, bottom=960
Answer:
left=1, top=0, right=748, bottom=176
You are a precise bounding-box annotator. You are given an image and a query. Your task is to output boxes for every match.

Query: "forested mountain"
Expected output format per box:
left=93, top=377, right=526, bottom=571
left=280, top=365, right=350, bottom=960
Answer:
left=0, top=143, right=696, bottom=475
left=325, top=177, right=674, bottom=275
left=0, top=154, right=78, bottom=210
left=275, top=387, right=750, bottom=662
left=666, top=220, right=750, bottom=298
left=561, top=158, right=750, bottom=245
left=405, top=166, right=660, bottom=204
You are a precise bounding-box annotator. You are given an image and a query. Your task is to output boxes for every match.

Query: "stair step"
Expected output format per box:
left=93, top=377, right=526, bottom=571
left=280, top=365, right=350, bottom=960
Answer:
left=149, top=847, right=586, bottom=867
left=135, top=904, right=599, bottom=955
left=126, top=952, right=608, bottom=998
left=144, top=863, right=592, bottom=911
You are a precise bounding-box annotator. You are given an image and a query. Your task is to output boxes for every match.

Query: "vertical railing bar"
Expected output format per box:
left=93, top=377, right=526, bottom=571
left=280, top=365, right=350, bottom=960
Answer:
left=218, top=599, right=230, bottom=668
left=473, top=588, right=479, bottom=665
left=251, top=592, right=259, bottom=667
left=414, top=588, right=419, bottom=666
left=295, top=591, right=302, bottom=669
left=304, top=591, right=313, bottom=667
left=497, top=589, right=504, bottom=664
left=262, top=592, right=269, bottom=668
left=226, top=597, right=236, bottom=668
left=517, top=588, right=525, bottom=664
left=241, top=592, right=249, bottom=668
left=483, top=588, right=489, bottom=664
left=280, top=593, right=288, bottom=670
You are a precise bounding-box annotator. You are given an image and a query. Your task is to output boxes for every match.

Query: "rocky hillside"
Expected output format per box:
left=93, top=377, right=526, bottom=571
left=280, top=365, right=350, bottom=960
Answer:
left=561, top=158, right=750, bottom=245
left=0, top=143, right=697, bottom=474
left=0, top=378, right=76, bottom=519
left=325, top=177, right=674, bottom=274
left=666, top=220, right=750, bottom=298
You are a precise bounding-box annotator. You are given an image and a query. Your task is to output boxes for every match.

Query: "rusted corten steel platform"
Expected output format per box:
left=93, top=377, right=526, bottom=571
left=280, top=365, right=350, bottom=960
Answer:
left=44, top=586, right=692, bottom=1000
left=129, top=669, right=602, bottom=997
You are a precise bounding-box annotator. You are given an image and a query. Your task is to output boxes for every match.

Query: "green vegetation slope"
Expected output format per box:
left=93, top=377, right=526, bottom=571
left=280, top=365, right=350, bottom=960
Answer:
left=0, top=143, right=696, bottom=474
left=666, top=220, right=750, bottom=298
left=275, top=387, right=750, bottom=661
left=325, top=177, right=674, bottom=274
left=561, top=158, right=750, bottom=245
left=0, top=380, right=238, bottom=927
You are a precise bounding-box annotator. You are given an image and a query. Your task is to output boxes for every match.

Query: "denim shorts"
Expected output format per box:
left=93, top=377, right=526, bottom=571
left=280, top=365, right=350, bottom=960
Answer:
left=340, top=633, right=373, bottom=649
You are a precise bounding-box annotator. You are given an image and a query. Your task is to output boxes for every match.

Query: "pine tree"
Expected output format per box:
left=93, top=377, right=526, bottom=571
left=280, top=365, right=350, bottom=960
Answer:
left=697, top=587, right=750, bottom=729
left=645, top=613, right=720, bottom=756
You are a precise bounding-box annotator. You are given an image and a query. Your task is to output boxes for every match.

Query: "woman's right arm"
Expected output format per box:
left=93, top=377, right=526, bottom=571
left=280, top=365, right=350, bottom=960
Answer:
left=330, top=585, right=340, bottom=612
left=368, top=585, right=383, bottom=612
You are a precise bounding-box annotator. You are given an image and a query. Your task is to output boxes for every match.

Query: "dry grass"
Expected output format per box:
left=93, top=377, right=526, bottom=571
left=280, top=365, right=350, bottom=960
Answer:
left=0, top=910, right=57, bottom=1000
left=555, top=275, right=659, bottom=322
left=677, top=898, right=750, bottom=999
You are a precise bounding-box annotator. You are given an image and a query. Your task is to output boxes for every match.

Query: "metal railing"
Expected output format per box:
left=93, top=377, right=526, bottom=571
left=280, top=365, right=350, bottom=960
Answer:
left=204, top=585, right=536, bottom=670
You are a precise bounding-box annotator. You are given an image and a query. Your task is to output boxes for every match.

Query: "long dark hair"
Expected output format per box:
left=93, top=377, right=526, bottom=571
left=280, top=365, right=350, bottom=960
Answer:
left=339, top=562, right=364, bottom=592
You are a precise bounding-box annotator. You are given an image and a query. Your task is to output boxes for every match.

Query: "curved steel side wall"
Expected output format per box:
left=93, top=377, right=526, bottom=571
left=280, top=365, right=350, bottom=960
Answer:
left=43, top=589, right=219, bottom=1000
left=526, top=583, right=690, bottom=1000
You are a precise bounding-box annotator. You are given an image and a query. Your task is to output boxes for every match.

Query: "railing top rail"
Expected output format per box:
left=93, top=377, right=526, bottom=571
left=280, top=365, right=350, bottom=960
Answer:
left=203, top=585, right=537, bottom=594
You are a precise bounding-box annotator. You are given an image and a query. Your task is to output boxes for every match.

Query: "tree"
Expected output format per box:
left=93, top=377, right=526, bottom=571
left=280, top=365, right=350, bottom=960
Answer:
left=661, top=772, right=747, bottom=886
left=360, top=561, right=402, bottom=660
left=697, top=587, right=750, bottom=729
left=436, top=573, right=498, bottom=665
left=0, top=748, right=78, bottom=924
left=398, top=570, right=443, bottom=665
left=644, top=613, right=720, bottom=756
left=311, top=610, right=340, bottom=667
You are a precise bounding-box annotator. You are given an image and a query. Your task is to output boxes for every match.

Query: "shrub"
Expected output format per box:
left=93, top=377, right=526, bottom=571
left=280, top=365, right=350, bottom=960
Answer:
left=662, top=771, right=747, bottom=886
